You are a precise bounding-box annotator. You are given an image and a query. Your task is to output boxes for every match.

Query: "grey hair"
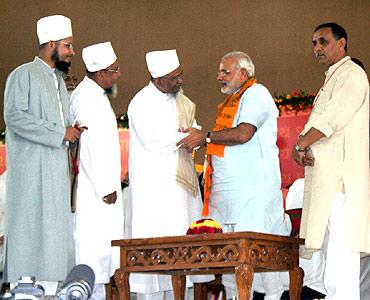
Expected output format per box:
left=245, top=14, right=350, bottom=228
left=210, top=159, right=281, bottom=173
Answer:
left=222, top=51, right=255, bottom=77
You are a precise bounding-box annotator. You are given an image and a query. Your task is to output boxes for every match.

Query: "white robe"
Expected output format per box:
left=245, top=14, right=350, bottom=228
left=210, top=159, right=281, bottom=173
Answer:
left=127, top=82, right=204, bottom=294
left=70, top=76, right=124, bottom=284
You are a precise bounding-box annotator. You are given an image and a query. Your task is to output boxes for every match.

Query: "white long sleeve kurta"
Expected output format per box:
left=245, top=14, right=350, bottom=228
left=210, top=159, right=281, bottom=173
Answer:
left=300, top=56, right=370, bottom=254
left=70, top=76, right=124, bottom=284
left=127, top=82, right=204, bottom=294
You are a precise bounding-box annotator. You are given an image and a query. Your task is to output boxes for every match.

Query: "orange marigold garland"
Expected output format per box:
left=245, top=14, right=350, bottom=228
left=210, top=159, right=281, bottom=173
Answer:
left=186, top=218, right=223, bottom=235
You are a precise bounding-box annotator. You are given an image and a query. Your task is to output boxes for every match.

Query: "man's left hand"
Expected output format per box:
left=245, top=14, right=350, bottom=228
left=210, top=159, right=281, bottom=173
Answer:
left=177, top=128, right=206, bottom=153
left=292, top=146, right=315, bottom=167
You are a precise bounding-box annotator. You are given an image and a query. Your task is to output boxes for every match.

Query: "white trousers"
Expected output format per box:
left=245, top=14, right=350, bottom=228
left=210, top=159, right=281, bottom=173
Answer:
left=223, top=272, right=284, bottom=300
left=323, top=193, right=360, bottom=300
left=89, top=283, right=106, bottom=300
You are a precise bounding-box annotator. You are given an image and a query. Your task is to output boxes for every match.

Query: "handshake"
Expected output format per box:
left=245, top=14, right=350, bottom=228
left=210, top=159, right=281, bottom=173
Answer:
left=177, top=127, right=208, bottom=153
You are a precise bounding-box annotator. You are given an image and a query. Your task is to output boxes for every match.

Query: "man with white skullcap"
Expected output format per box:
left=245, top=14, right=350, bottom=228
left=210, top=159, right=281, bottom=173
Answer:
left=3, top=15, right=83, bottom=294
left=70, top=41, right=124, bottom=300
left=127, top=50, right=207, bottom=299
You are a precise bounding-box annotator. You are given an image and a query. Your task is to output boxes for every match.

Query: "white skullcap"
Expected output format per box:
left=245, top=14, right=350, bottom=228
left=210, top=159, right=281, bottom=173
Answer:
left=145, top=49, right=180, bottom=78
left=82, top=42, right=117, bottom=72
left=37, top=15, right=72, bottom=45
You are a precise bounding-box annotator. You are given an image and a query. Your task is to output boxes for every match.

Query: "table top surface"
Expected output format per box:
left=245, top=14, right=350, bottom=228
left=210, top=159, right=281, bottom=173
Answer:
left=112, top=231, right=304, bottom=248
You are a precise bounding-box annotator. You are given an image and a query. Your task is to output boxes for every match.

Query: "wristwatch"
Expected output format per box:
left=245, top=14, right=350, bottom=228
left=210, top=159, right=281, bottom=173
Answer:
left=294, top=143, right=306, bottom=152
left=206, top=131, right=212, bottom=144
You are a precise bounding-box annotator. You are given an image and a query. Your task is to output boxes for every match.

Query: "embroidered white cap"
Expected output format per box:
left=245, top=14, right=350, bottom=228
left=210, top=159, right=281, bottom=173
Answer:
left=37, top=15, right=72, bottom=45
left=82, top=42, right=117, bottom=72
left=145, top=49, right=180, bottom=78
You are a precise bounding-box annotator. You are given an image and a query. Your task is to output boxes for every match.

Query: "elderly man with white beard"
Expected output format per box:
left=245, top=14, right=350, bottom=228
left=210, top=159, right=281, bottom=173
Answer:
left=127, top=49, right=208, bottom=299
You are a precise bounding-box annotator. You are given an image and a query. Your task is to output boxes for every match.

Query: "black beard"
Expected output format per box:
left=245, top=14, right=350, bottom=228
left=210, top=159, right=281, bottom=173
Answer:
left=55, top=60, right=71, bottom=72
left=105, top=87, right=113, bottom=95
left=51, top=50, right=71, bottom=72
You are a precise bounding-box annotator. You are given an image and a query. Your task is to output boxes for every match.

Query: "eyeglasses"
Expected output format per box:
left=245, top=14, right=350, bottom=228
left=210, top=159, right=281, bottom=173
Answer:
left=103, top=66, right=120, bottom=73
left=62, top=42, right=74, bottom=50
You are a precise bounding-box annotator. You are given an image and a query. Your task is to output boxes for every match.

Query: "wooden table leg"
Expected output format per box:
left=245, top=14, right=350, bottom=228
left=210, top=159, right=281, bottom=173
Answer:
left=193, top=282, right=205, bottom=300
left=114, top=269, right=130, bottom=300
left=289, top=265, right=304, bottom=300
left=172, top=274, right=186, bottom=300
left=235, top=263, right=254, bottom=300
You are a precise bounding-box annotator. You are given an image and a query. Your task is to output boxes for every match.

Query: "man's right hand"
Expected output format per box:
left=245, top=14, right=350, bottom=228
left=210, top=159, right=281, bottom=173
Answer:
left=64, top=126, right=84, bottom=143
left=177, top=128, right=206, bottom=153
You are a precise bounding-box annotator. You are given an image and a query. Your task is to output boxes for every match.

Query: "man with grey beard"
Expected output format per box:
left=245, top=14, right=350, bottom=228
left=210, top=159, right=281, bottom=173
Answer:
left=178, top=51, right=289, bottom=299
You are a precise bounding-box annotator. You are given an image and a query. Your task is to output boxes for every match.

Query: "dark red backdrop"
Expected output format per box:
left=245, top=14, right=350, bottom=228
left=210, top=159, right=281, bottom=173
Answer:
left=277, top=110, right=311, bottom=187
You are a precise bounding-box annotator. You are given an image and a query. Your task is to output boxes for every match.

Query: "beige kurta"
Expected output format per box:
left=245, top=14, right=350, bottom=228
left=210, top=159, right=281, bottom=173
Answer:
left=300, top=56, right=370, bottom=255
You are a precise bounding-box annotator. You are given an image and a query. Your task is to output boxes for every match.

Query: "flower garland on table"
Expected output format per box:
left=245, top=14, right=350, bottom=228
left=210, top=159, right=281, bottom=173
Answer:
left=186, top=218, right=223, bottom=235
left=274, top=90, right=315, bottom=113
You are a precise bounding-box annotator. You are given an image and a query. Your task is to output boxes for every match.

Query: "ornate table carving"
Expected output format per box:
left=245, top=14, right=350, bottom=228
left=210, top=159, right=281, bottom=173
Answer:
left=112, top=231, right=304, bottom=300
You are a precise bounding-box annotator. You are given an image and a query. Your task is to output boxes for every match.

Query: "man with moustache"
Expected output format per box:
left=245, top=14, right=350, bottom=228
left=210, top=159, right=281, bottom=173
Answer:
left=178, top=51, right=289, bottom=299
left=3, top=15, right=83, bottom=294
left=292, top=23, right=369, bottom=299
left=127, top=49, right=205, bottom=299
left=70, top=42, right=124, bottom=300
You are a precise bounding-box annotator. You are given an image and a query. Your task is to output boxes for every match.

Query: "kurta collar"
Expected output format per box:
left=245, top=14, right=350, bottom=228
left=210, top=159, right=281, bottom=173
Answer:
left=326, top=55, right=351, bottom=76
left=83, top=76, right=106, bottom=95
left=148, top=81, right=176, bottom=101
left=34, top=56, right=58, bottom=77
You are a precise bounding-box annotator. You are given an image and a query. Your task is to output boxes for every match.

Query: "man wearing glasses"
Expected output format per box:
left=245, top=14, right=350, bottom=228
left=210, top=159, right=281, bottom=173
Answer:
left=127, top=49, right=206, bottom=299
left=3, top=15, right=83, bottom=294
left=70, top=42, right=124, bottom=300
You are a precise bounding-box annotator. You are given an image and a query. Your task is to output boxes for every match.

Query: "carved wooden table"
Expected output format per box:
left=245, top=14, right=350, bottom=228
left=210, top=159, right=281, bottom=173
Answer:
left=112, top=231, right=304, bottom=300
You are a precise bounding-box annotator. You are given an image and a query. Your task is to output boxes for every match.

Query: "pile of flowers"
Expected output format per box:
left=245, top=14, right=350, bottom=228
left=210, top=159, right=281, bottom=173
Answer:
left=186, top=218, right=223, bottom=235
left=274, top=90, right=316, bottom=112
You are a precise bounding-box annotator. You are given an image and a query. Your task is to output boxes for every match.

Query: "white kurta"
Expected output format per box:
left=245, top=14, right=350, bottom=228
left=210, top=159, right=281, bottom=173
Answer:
left=127, top=82, right=204, bottom=294
left=70, top=76, right=124, bottom=284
